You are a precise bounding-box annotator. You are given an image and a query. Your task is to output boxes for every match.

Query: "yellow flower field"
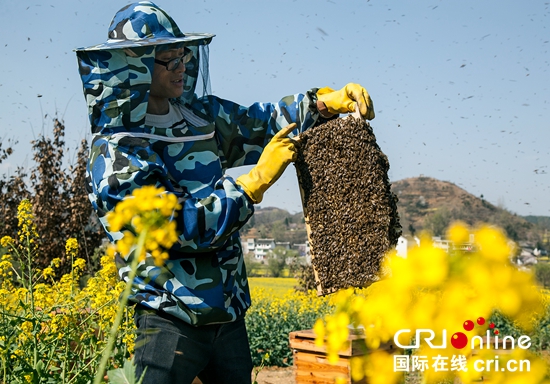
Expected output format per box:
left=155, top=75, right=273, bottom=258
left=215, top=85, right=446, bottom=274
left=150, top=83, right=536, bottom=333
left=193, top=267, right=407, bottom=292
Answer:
left=2, top=193, right=550, bottom=384
left=249, top=277, right=299, bottom=297
left=0, top=200, right=135, bottom=384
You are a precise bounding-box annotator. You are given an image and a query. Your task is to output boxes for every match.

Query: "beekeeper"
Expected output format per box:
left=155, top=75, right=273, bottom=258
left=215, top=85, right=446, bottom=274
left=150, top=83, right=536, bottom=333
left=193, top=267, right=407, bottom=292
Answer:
left=76, top=2, right=374, bottom=383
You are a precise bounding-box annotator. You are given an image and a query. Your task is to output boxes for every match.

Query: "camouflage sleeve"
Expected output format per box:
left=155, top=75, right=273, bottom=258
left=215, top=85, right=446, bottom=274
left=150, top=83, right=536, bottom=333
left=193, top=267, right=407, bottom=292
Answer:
left=193, top=88, right=322, bottom=169
left=88, top=136, right=254, bottom=255
left=174, top=176, right=254, bottom=252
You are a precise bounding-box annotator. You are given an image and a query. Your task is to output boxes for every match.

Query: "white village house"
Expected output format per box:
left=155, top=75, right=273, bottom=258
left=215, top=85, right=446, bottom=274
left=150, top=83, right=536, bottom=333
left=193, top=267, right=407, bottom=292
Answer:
left=243, top=238, right=289, bottom=261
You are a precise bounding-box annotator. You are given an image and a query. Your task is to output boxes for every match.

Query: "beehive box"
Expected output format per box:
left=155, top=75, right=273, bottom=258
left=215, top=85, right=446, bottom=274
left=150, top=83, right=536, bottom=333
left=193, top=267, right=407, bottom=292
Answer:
left=289, top=329, right=401, bottom=384
left=295, top=117, right=402, bottom=295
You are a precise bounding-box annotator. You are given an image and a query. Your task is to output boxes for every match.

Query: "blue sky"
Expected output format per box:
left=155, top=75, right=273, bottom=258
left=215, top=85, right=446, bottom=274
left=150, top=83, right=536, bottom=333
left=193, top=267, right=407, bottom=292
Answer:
left=0, top=0, right=548, bottom=216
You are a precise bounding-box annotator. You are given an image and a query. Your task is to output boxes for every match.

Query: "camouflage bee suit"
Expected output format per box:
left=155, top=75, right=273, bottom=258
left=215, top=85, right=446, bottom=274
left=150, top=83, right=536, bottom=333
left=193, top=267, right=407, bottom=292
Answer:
left=76, top=2, right=326, bottom=326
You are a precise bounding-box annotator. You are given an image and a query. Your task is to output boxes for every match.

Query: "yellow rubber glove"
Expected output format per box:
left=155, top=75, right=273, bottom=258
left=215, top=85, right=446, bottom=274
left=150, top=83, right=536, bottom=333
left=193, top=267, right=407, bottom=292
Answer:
left=236, top=123, right=297, bottom=204
left=317, top=83, right=375, bottom=120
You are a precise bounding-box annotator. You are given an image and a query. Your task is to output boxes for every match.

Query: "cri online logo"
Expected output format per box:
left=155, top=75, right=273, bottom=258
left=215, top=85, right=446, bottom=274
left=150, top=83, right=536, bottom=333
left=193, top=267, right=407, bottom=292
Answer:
left=394, top=316, right=531, bottom=350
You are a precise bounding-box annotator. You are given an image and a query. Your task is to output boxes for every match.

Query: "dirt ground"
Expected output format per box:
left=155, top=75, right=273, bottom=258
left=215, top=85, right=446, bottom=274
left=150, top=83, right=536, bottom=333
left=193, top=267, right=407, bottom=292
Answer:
left=253, top=366, right=296, bottom=384
left=191, top=367, right=295, bottom=384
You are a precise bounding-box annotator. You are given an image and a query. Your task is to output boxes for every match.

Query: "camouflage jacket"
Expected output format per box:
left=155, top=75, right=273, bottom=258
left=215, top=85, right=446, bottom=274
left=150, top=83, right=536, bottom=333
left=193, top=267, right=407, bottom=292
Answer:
left=76, top=7, right=324, bottom=325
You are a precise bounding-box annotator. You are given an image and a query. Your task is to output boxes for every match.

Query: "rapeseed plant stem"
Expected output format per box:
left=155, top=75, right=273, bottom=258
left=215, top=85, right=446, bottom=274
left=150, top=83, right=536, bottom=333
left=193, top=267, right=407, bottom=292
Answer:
left=93, top=186, right=180, bottom=382
left=19, top=201, right=41, bottom=379
left=93, top=231, right=146, bottom=384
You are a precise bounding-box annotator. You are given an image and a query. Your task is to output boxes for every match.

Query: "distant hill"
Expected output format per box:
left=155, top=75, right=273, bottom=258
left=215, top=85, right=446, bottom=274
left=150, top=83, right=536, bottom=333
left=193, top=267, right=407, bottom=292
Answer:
left=391, top=176, right=541, bottom=243
left=524, top=216, right=550, bottom=231
left=240, top=207, right=308, bottom=245
left=241, top=176, right=547, bottom=247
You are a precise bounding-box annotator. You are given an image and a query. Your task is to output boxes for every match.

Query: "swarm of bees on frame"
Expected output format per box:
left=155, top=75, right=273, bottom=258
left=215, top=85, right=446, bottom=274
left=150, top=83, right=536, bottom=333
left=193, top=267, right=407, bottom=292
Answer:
left=295, top=117, right=402, bottom=294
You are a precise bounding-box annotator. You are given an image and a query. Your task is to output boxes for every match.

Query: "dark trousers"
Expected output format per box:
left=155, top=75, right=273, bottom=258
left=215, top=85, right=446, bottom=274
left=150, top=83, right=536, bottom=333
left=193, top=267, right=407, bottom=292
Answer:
left=133, top=308, right=253, bottom=384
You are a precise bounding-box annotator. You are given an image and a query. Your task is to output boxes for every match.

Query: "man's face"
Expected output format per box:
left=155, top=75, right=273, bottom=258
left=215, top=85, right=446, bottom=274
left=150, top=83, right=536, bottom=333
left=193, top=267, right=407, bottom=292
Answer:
left=150, top=48, right=186, bottom=101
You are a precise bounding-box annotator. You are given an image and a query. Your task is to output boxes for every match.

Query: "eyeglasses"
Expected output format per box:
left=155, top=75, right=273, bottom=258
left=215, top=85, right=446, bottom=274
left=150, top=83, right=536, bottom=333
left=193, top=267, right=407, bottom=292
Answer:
left=154, top=49, right=193, bottom=71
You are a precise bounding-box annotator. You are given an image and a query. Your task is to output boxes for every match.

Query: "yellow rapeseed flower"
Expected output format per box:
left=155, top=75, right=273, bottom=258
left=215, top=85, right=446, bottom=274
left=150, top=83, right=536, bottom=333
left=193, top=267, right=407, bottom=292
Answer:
left=317, top=222, right=547, bottom=384
left=17, top=200, right=39, bottom=246
left=476, top=225, right=510, bottom=262
left=65, top=238, right=79, bottom=257
left=313, top=318, right=325, bottom=347
left=363, top=350, right=402, bottom=384
left=447, top=222, right=470, bottom=244
left=51, top=258, right=61, bottom=268
left=42, top=267, right=55, bottom=279
left=0, top=236, right=13, bottom=248
left=106, top=186, right=181, bottom=266
left=73, top=258, right=86, bottom=271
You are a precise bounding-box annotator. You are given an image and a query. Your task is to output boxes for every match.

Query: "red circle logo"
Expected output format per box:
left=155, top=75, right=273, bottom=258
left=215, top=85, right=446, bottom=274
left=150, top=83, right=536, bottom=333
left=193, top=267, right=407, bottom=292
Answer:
left=451, top=332, right=468, bottom=349
left=463, top=320, right=474, bottom=331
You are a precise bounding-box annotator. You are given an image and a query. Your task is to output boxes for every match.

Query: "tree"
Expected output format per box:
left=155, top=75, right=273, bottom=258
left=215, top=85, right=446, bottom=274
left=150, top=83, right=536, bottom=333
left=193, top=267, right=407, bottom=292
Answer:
left=266, top=247, right=298, bottom=277
left=424, top=208, right=451, bottom=237
left=271, top=221, right=288, bottom=242
left=408, top=223, right=416, bottom=237
left=243, top=252, right=259, bottom=277
left=240, top=213, right=255, bottom=234
left=0, top=118, right=104, bottom=276
left=534, top=263, right=550, bottom=288
left=0, top=167, right=30, bottom=240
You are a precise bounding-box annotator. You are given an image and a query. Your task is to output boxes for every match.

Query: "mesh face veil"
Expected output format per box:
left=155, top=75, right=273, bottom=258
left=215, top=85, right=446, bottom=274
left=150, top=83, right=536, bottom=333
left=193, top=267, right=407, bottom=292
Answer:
left=75, top=1, right=215, bottom=132
left=181, top=44, right=212, bottom=104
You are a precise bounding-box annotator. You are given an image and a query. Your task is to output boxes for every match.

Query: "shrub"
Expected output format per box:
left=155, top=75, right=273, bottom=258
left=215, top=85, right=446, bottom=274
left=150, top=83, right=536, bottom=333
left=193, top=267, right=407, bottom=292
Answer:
left=246, top=287, right=333, bottom=367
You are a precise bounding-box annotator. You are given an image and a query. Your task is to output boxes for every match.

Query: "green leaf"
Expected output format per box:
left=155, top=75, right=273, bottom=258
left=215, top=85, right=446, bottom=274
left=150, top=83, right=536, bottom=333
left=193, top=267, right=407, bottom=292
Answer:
left=136, top=367, right=147, bottom=384
left=35, top=360, right=44, bottom=375
left=107, top=360, right=135, bottom=384
left=107, top=360, right=146, bottom=384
